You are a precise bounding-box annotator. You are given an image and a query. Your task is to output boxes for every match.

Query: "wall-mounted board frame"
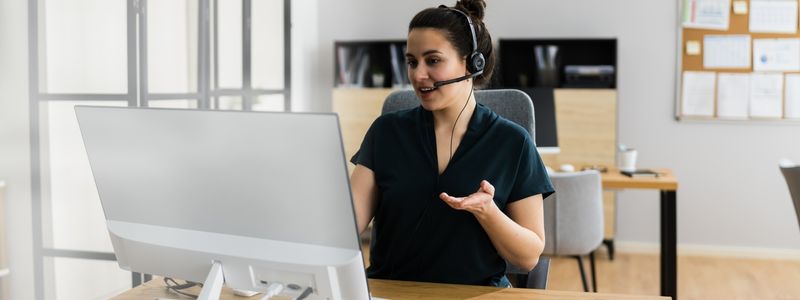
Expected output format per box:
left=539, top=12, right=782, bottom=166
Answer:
left=676, top=0, right=800, bottom=123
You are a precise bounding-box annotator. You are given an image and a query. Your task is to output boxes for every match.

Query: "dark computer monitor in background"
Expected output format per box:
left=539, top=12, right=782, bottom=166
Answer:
left=519, top=88, right=559, bottom=154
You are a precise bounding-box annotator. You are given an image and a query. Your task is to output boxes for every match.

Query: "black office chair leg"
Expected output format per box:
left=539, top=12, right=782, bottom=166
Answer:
left=602, top=238, right=615, bottom=260
left=589, top=251, right=597, bottom=292
left=574, top=255, right=589, bottom=292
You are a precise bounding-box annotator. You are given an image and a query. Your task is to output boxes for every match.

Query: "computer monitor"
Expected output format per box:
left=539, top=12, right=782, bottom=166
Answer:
left=75, top=106, right=370, bottom=300
left=519, top=88, right=560, bottom=154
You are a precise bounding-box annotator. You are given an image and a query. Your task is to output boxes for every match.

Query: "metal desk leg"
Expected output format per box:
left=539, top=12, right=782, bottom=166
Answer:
left=660, top=190, right=677, bottom=299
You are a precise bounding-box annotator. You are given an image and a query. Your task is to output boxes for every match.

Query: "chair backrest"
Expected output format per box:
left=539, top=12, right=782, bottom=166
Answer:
left=542, top=170, right=604, bottom=256
left=382, top=89, right=535, bottom=141
left=779, top=161, right=800, bottom=231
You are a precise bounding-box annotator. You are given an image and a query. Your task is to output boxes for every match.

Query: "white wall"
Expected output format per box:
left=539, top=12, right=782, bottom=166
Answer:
left=291, top=0, right=319, bottom=112
left=314, top=0, right=800, bottom=251
left=0, top=0, right=35, bottom=299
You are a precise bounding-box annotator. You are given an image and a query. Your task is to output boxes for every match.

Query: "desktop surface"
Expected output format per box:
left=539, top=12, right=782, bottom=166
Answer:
left=113, top=278, right=670, bottom=300
left=601, top=168, right=677, bottom=190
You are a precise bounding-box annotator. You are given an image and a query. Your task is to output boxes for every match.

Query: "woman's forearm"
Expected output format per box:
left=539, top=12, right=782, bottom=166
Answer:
left=350, top=165, right=378, bottom=235
left=474, top=204, right=545, bottom=271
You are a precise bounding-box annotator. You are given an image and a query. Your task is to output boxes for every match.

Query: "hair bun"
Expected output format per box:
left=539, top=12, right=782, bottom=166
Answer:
left=455, top=0, right=486, bottom=21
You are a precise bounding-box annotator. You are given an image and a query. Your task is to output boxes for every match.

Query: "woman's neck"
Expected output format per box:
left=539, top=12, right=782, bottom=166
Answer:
left=432, top=90, right=477, bottom=131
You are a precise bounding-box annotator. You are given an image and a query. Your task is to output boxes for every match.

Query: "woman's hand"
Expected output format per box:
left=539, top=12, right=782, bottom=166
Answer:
left=439, top=180, right=498, bottom=218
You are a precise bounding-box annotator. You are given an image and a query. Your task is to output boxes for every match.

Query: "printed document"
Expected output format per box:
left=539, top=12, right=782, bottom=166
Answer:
left=681, top=71, right=716, bottom=117
left=750, top=0, right=798, bottom=33
left=749, top=73, right=784, bottom=118
left=704, top=35, right=751, bottom=68
left=753, top=38, right=800, bottom=71
left=717, top=73, right=750, bottom=118
left=785, top=74, right=800, bottom=119
left=683, top=0, right=731, bottom=30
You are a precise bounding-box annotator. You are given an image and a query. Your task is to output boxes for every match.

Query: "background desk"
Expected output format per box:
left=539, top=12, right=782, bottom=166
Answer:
left=601, top=168, right=678, bottom=299
left=112, top=278, right=669, bottom=300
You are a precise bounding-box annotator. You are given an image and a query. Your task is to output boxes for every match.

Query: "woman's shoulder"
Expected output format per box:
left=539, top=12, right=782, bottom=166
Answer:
left=483, top=107, right=532, bottom=144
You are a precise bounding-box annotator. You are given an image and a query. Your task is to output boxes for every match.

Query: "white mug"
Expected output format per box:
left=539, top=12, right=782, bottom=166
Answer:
left=619, top=149, right=638, bottom=172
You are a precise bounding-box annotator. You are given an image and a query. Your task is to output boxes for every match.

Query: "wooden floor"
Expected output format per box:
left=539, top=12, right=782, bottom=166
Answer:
left=549, top=249, right=800, bottom=300
left=361, top=244, right=800, bottom=299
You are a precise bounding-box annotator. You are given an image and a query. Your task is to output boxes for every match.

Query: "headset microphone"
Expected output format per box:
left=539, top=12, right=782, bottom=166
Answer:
left=432, top=70, right=484, bottom=88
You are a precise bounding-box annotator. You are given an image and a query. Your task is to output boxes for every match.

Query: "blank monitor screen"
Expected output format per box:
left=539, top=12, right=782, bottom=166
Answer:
left=77, top=107, right=359, bottom=249
left=519, top=88, right=559, bottom=152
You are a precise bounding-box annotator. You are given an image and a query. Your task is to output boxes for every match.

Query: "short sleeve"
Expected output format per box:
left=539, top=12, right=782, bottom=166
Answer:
left=349, top=117, right=381, bottom=170
left=508, top=136, right=555, bottom=202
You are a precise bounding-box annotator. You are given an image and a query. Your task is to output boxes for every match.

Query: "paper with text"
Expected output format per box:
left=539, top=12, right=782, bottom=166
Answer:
left=717, top=73, right=750, bottom=118
left=753, top=38, right=800, bottom=71
left=749, top=73, right=784, bottom=118
left=785, top=74, right=800, bottom=119
left=750, top=0, right=798, bottom=33
left=683, top=0, right=731, bottom=30
left=682, top=71, right=716, bottom=117
left=704, top=35, right=751, bottom=68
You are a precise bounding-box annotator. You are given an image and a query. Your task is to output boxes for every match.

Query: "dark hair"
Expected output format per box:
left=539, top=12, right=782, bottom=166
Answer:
left=409, top=0, right=494, bottom=87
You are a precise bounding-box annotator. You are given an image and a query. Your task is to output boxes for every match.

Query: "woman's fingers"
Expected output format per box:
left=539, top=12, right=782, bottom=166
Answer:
left=481, top=180, right=495, bottom=196
left=440, top=192, right=462, bottom=204
left=441, top=192, right=488, bottom=211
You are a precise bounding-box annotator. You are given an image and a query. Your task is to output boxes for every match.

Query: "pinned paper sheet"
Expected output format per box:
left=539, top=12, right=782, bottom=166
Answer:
left=733, top=0, right=748, bottom=14
left=683, top=0, right=731, bottom=30
left=749, top=73, right=784, bottom=118
left=785, top=74, right=800, bottom=119
left=681, top=71, right=716, bottom=117
left=686, top=40, right=702, bottom=55
left=749, top=0, right=798, bottom=33
left=717, top=73, right=750, bottom=118
left=753, top=38, right=800, bottom=71
left=703, top=35, right=751, bottom=68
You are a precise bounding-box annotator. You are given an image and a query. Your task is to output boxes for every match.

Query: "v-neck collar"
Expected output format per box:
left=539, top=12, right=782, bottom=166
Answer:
left=417, top=103, right=494, bottom=177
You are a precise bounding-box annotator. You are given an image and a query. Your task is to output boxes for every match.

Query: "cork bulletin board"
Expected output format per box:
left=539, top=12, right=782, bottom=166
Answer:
left=677, top=0, right=800, bottom=121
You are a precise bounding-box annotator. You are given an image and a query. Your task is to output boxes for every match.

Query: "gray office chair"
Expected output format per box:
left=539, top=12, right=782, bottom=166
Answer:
left=543, top=170, right=604, bottom=292
left=779, top=159, right=800, bottom=231
left=381, top=89, right=534, bottom=136
left=381, top=89, right=549, bottom=289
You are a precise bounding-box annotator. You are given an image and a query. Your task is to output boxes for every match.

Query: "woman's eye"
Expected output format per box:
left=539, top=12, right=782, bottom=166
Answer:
left=406, top=60, right=418, bottom=68
left=427, top=58, right=440, bottom=65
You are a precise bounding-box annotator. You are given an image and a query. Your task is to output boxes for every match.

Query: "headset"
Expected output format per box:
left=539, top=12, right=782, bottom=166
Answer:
left=433, top=5, right=486, bottom=88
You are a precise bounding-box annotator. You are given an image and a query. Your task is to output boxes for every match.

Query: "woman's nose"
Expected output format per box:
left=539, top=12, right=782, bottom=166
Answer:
left=409, top=65, right=429, bottom=83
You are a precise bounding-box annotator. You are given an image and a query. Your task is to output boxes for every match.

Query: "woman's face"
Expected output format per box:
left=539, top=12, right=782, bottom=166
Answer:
left=406, top=28, right=470, bottom=111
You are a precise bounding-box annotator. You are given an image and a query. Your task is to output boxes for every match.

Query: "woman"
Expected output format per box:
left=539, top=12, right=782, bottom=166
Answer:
left=349, top=0, right=554, bottom=287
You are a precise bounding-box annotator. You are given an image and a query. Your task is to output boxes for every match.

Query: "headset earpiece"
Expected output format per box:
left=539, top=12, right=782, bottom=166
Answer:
left=469, top=52, right=485, bottom=75
left=442, top=6, right=484, bottom=76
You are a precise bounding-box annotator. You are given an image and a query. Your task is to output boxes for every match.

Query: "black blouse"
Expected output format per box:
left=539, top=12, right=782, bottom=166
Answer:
left=351, top=103, right=554, bottom=286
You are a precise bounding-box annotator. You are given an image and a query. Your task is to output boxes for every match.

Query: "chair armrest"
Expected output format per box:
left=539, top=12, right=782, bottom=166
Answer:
left=505, top=256, right=550, bottom=289
left=526, top=256, right=550, bottom=289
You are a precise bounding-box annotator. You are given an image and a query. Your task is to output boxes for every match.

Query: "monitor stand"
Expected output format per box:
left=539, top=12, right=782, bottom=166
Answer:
left=197, top=261, right=287, bottom=300
left=198, top=261, right=224, bottom=300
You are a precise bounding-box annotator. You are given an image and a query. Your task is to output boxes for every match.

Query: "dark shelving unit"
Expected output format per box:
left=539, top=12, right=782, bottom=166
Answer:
left=334, top=40, right=409, bottom=88
left=497, top=39, right=617, bottom=89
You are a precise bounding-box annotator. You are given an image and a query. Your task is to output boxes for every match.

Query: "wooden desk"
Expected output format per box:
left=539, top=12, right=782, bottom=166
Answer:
left=112, top=277, right=669, bottom=300
left=600, top=168, right=678, bottom=299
